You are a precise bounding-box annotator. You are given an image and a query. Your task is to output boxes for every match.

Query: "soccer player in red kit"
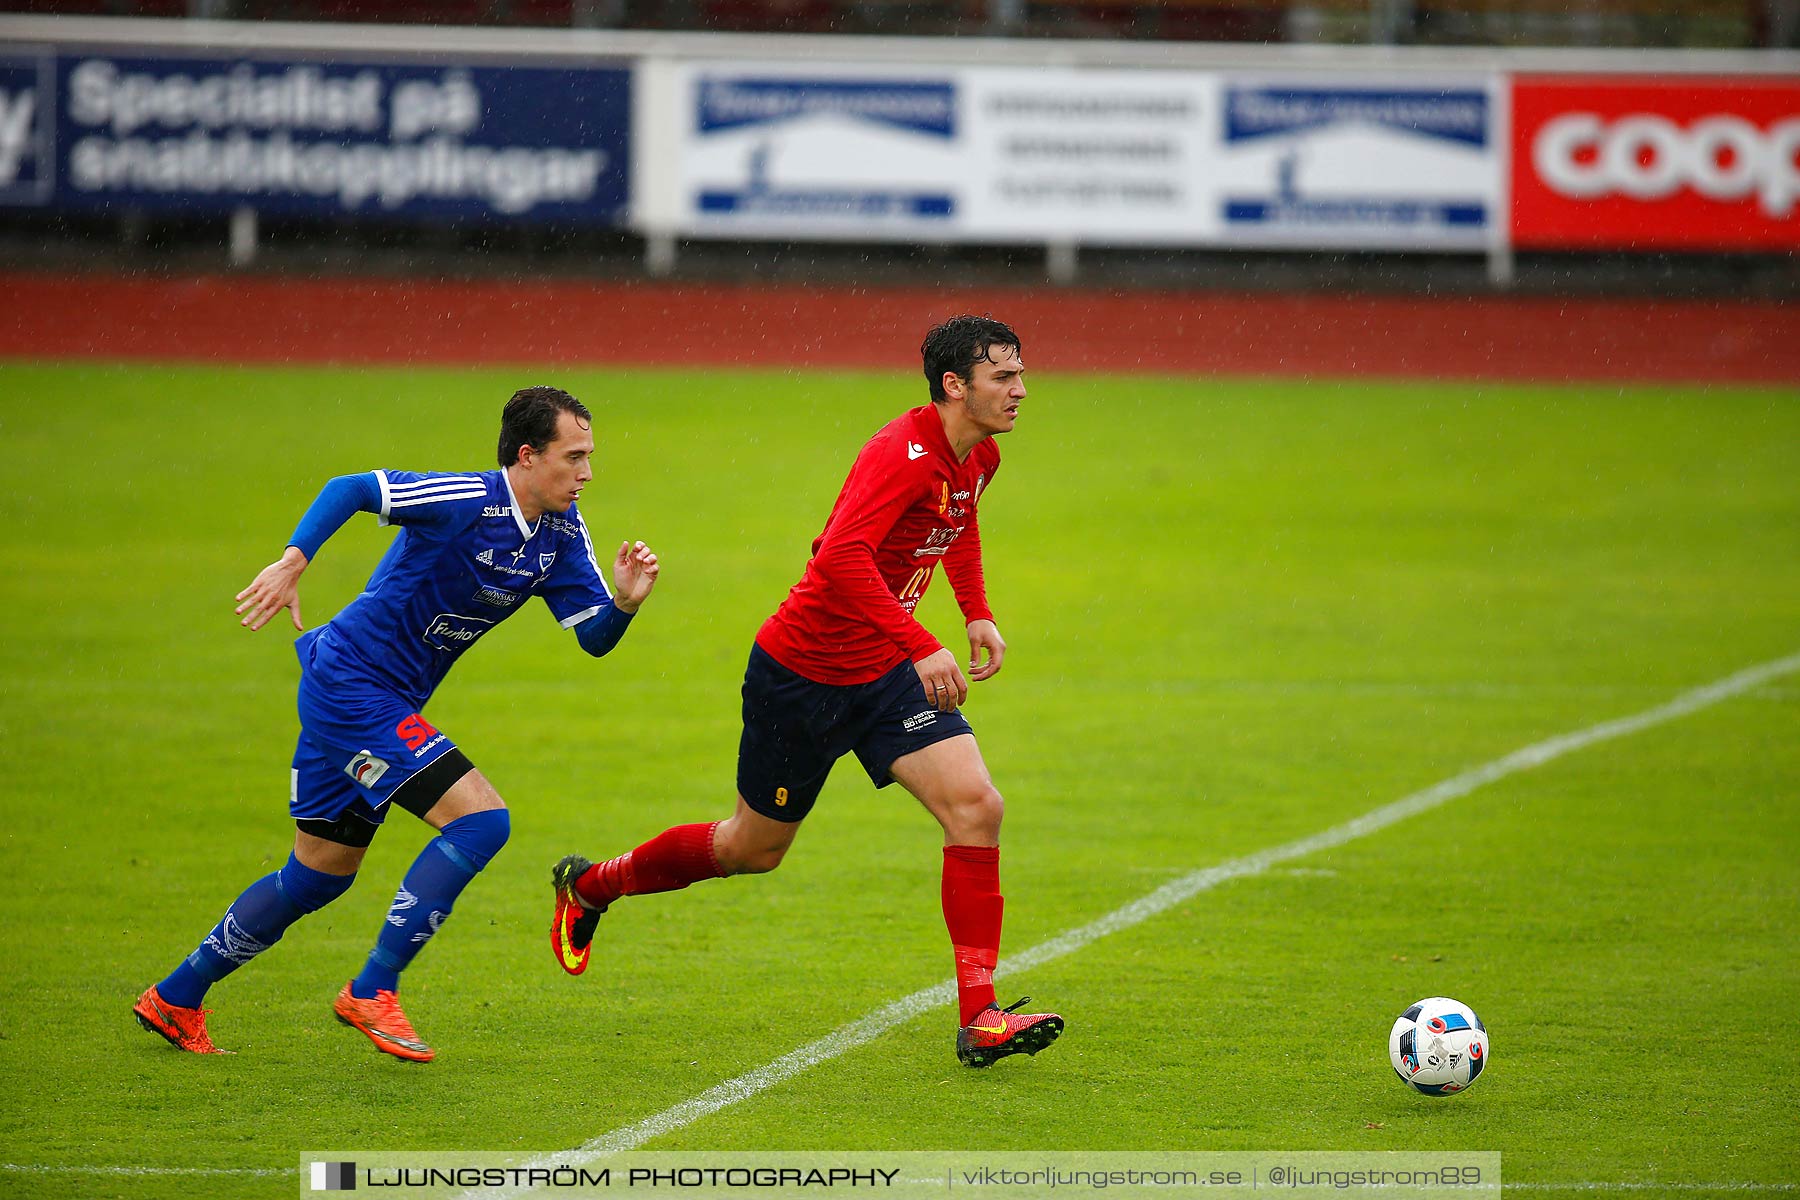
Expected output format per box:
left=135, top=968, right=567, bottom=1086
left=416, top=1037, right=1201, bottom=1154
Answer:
left=550, top=315, right=1062, bottom=1067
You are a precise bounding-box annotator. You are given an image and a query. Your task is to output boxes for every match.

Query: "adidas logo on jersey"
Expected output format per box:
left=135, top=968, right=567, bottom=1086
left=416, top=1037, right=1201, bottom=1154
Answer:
left=476, top=549, right=494, bottom=566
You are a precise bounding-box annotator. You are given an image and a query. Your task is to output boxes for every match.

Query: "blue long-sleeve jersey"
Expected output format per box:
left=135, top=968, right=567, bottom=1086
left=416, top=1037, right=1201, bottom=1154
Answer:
left=291, top=469, right=630, bottom=709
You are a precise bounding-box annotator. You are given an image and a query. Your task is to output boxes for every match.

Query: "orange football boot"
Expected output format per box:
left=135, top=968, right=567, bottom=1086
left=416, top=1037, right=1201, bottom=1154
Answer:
left=333, top=981, right=434, bottom=1062
left=133, top=985, right=231, bottom=1054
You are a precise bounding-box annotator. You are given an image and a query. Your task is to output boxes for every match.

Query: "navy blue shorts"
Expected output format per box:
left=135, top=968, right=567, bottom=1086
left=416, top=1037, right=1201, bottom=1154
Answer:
left=736, top=643, right=973, bottom=822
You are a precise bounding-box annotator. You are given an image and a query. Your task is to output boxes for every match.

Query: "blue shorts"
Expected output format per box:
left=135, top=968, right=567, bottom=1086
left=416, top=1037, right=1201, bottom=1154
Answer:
left=290, top=640, right=465, bottom=833
left=736, top=642, right=974, bottom=823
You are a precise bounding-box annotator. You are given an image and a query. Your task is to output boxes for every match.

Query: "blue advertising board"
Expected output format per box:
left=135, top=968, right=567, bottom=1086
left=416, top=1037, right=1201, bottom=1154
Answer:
left=0, top=46, right=630, bottom=223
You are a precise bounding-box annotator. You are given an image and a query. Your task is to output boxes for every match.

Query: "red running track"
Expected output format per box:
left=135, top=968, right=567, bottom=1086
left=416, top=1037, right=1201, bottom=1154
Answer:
left=2, top=271, right=1795, bottom=384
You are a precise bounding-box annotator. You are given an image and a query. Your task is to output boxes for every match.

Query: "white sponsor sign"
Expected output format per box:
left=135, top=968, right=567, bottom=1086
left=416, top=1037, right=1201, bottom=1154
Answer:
left=660, top=62, right=1502, bottom=251
left=1210, top=75, right=1503, bottom=249
left=960, top=68, right=1220, bottom=243
left=672, top=62, right=960, bottom=238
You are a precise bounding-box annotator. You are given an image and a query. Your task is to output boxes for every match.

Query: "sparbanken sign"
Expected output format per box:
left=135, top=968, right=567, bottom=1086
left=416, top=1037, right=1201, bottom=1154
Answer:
left=1512, top=75, right=1800, bottom=250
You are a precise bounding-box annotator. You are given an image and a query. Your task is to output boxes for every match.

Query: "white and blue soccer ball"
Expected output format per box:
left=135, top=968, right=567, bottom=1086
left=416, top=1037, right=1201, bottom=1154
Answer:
left=1389, top=997, right=1488, bottom=1096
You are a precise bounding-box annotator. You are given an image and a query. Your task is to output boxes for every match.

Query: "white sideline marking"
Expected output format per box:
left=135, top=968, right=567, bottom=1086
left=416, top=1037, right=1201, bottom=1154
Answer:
left=0, top=1165, right=285, bottom=1177
left=1508, top=1186, right=1799, bottom=1193
left=537, top=650, right=1800, bottom=1166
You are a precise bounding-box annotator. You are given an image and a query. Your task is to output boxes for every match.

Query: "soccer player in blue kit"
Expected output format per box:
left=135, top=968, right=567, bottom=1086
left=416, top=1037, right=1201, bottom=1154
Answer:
left=133, top=386, right=658, bottom=1061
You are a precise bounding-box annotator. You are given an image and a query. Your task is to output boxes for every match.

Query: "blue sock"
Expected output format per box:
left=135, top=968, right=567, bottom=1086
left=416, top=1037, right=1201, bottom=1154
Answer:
left=352, top=809, right=509, bottom=1000
left=158, top=853, right=355, bottom=1009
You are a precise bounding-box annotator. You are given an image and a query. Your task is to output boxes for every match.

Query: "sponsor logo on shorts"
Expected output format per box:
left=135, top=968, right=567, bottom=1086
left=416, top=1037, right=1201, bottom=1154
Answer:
left=903, top=709, right=939, bottom=733
left=345, top=750, right=390, bottom=788
left=423, top=612, right=495, bottom=652
left=396, top=713, right=447, bottom=759
left=396, top=713, right=437, bottom=751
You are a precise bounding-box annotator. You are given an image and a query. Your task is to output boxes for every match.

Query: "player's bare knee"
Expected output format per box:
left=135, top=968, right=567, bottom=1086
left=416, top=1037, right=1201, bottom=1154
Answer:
left=731, top=844, right=789, bottom=875
left=713, top=821, right=780, bottom=875
left=717, top=831, right=788, bottom=875
left=949, top=784, right=1004, bottom=844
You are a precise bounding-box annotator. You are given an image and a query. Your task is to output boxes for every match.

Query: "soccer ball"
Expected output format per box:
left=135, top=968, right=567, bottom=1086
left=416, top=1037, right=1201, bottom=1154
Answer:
left=1389, top=997, right=1488, bottom=1096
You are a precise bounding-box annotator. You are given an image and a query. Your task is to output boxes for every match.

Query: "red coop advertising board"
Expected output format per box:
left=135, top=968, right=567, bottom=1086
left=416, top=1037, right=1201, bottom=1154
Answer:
left=1511, top=75, right=1800, bottom=251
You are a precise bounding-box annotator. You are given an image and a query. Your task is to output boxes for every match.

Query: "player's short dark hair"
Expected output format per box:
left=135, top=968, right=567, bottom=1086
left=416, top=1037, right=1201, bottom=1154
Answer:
left=498, top=386, right=591, bottom=468
left=922, top=315, right=1022, bottom=404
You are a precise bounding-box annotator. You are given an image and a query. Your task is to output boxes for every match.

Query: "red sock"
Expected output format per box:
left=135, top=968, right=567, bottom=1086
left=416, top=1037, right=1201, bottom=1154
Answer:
left=577, top=822, right=723, bottom=908
left=942, top=844, right=1003, bottom=1026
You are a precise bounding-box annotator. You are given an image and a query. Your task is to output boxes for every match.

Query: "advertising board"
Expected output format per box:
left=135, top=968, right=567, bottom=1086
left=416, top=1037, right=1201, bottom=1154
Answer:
left=1211, top=77, right=1502, bottom=250
left=0, top=47, right=631, bottom=223
left=1512, top=75, right=1800, bottom=250
left=958, top=68, right=1219, bottom=244
left=672, top=63, right=960, bottom=239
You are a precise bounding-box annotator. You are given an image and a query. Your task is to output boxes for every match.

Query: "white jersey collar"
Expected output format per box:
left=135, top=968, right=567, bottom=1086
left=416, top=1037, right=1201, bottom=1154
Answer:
left=501, top=470, right=541, bottom=541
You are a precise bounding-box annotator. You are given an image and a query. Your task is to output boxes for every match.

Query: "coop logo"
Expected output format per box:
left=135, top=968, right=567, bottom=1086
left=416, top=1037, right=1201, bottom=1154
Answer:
left=1512, top=76, right=1800, bottom=250
left=422, top=611, right=494, bottom=652
left=1532, top=111, right=1800, bottom=217
left=310, top=1161, right=356, bottom=1190
left=0, top=57, right=53, bottom=204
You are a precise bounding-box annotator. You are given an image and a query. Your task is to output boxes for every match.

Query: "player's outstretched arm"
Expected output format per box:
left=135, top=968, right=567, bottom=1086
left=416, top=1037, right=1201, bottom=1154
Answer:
left=236, top=473, right=381, bottom=632
left=967, top=618, right=1006, bottom=682
left=611, top=540, right=660, bottom=614
left=236, top=547, right=308, bottom=631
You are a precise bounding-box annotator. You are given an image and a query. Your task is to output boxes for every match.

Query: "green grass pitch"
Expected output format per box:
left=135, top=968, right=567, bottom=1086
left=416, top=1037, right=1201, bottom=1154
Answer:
left=0, top=361, right=1796, bottom=1198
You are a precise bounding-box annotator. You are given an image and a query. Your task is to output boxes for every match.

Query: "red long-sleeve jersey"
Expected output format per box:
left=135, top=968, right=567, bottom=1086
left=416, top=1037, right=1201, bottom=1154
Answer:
left=756, top=404, right=1002, bottom=685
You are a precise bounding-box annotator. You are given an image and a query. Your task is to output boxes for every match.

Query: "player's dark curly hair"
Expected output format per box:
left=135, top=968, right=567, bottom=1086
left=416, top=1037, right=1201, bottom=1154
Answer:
left=498, top=386, right=592, bottom=467
left=922, top=315, right=1022, bottom=404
